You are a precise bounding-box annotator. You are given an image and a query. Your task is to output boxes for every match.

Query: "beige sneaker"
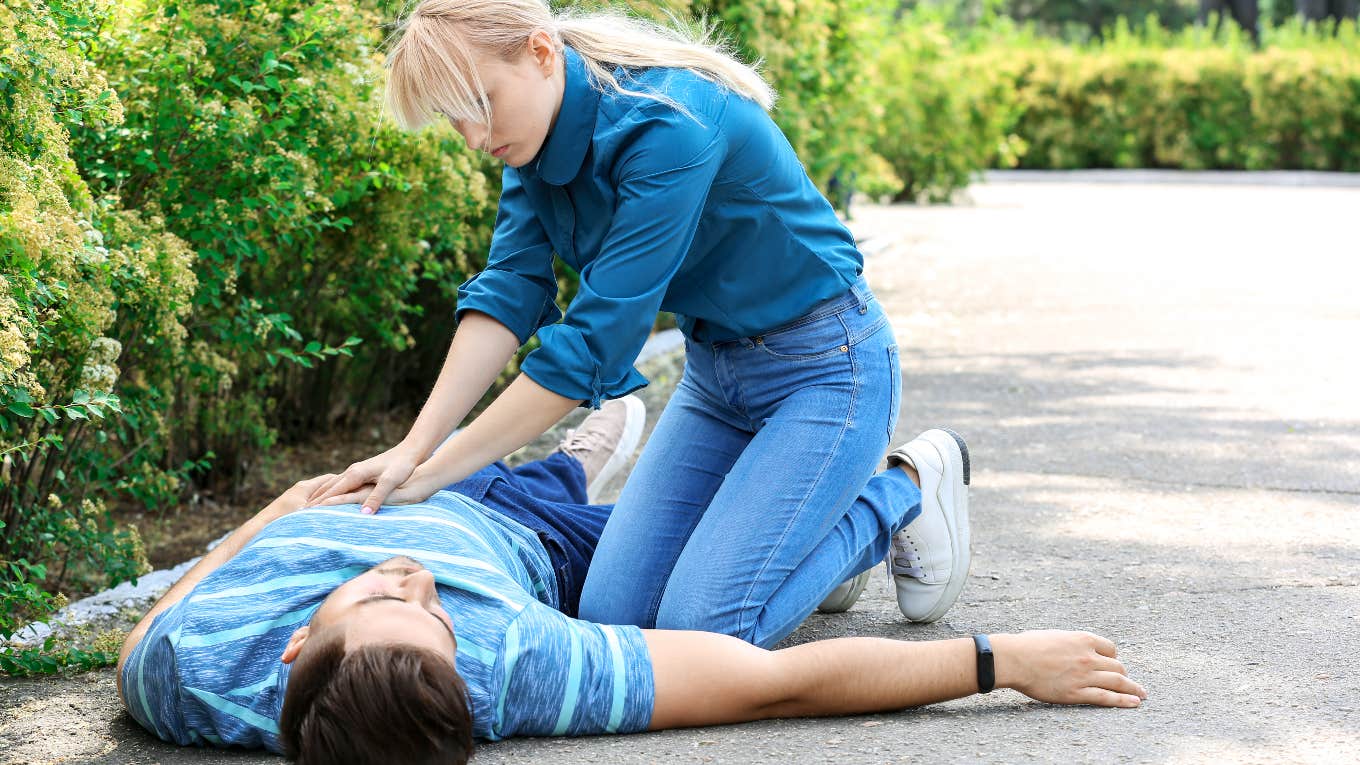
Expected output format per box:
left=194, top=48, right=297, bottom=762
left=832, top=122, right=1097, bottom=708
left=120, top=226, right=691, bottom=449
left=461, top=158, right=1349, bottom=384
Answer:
left=557, top=395, right=646, bottom=503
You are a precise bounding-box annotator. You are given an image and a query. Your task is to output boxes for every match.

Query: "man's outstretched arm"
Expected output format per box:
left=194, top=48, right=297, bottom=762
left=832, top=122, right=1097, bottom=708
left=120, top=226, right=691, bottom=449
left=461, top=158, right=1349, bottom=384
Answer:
left=642, top=629, right=1146, bottom=730
left=114, top=474, right=335, bottom=702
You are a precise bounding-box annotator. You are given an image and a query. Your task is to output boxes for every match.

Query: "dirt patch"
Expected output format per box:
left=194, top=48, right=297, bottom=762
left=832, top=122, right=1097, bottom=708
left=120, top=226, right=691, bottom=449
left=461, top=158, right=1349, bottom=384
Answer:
left=113, top=410, right=416, bottom=573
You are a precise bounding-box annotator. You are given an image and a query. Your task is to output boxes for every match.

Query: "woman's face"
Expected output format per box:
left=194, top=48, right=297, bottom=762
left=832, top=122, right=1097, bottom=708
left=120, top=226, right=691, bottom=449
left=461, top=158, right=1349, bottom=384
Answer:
left=447, top=31, right=565, bottom=168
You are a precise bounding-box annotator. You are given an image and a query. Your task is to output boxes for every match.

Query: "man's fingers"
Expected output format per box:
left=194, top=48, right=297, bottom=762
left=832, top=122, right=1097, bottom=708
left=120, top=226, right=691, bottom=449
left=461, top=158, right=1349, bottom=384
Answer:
left=1076, top=686, right=1142, bottom=708
left=309, top=465, right=374, bottom=502
left=306, top=473, right=347, bottom=503
left=313, top=471, right=370, bottom=504
left=1094, top=655, right=1128, bottom=676
left=316, top=489, right=372, bottom=507
left=1089, top=633, right=1118, bottom=658
left=295, top=473, right=337, bottom=494
left=1090, top=670, right=1146, bottom=699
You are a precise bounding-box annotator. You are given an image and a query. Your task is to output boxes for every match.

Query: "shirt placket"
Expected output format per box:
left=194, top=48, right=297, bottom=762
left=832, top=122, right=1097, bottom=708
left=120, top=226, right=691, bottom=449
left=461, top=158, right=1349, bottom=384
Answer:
left=549, top=185, right=577, bottom=269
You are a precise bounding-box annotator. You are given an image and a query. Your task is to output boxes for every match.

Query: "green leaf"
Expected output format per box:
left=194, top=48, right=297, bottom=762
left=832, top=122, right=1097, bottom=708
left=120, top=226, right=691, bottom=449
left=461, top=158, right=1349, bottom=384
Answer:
left=6, top=402, right=35, bottom=417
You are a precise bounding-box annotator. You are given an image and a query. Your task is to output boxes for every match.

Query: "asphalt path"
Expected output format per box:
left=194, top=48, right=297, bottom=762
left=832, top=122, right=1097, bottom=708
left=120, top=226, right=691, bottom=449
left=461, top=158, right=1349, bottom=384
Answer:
left=3, top=173, right=1357, bottom=764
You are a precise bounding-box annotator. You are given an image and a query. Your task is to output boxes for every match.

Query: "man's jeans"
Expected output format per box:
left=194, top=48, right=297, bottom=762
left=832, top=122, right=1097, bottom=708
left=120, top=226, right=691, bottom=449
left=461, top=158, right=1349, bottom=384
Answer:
left=444, top=453, right=610, bottom=619
left=577, top=279, right=924, bottom=648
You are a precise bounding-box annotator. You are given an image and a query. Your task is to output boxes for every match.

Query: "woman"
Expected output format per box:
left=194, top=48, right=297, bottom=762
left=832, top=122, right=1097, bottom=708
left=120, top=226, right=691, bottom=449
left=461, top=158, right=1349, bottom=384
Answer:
left=308, top=0, right=966, bottom=646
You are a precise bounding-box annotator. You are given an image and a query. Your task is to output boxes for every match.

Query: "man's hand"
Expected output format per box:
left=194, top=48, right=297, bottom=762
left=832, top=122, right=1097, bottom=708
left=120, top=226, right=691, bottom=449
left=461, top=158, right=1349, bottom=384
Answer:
left=256, top=473, right=338, bottom=523
left=993, top=630, right=1147, bottom=708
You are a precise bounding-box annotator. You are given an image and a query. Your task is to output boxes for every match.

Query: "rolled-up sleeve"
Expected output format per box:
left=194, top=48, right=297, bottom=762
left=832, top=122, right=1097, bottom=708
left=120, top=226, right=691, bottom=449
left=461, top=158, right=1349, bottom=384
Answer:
left=520, top=103, right=727, bottom=407
left=456, top=167, right=563, bottom=344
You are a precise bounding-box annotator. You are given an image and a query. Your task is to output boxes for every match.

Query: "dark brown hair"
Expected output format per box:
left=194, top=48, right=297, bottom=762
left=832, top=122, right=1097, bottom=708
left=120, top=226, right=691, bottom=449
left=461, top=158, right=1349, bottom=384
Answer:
left=279, top=628, right=475, bottom=765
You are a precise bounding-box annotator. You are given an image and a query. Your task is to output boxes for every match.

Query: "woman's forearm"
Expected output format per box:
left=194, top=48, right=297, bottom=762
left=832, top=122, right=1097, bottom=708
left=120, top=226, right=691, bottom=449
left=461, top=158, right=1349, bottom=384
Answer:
left=401, top=311, right=522, bottom=458
left=409, top=372, right=582, bottom=489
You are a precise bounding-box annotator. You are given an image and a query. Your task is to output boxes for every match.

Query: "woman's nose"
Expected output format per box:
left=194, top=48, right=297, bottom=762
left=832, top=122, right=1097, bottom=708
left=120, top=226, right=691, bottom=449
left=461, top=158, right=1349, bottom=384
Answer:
left=455, top=120, right=488, bottom=151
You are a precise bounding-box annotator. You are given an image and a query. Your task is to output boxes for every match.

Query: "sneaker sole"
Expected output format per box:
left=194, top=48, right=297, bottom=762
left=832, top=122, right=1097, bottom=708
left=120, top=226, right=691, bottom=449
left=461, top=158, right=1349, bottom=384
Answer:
left=816, top=569, right=871, bottom=614
left=586, top=396, right=646, bottom=503
left=916, top=428, right=971, bottom=623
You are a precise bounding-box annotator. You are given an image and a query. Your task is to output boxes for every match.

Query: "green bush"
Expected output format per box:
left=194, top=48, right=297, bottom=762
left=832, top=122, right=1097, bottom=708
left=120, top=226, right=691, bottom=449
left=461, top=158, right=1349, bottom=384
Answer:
left=873, top=12, right=1026, bottom=202
left=70, top=0, right=499, bottom=481
left=2, top=0, right=184, bottom=661
left=869, top=14, right=1360, bottom=190
left=968, top=21, right=1360, bottom=171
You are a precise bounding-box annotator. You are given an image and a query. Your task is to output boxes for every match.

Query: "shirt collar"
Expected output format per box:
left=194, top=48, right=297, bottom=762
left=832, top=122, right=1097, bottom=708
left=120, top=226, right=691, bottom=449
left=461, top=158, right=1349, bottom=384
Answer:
left=533, top=46, right=600, bottom=186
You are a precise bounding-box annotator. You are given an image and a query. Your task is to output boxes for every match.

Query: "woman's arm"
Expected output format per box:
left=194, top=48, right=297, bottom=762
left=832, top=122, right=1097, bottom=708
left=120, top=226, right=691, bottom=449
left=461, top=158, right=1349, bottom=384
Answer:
left=307, top=311, right=522, bottom=510
left=642, top=629, right=1147, bottom=730
left=397, top=311, right=523, bottom=458
left=403, top=371, right=581, bottom=491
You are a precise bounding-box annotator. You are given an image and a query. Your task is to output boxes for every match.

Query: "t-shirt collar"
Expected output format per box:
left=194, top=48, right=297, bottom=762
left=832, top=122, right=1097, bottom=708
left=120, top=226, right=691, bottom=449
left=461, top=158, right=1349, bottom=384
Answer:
left=533, top=46, right=600, bottom=186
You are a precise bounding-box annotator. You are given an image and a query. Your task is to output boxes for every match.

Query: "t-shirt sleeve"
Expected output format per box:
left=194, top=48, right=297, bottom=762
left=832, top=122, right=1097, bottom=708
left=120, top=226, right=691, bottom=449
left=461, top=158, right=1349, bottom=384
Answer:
left=519, top=101, right=727, bottom=408
left=456, top=166, right=563, bottom=344
left=489, top=603, right=654, bottom=739
left=120, top=603, right=194, bottom=746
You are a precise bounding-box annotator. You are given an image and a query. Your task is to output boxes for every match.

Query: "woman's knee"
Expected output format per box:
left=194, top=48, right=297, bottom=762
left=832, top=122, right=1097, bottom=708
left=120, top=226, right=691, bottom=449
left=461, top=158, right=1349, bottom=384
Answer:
left=578, top=577, right=657, bottom=628
left=654, top=595, right=763, bottom=643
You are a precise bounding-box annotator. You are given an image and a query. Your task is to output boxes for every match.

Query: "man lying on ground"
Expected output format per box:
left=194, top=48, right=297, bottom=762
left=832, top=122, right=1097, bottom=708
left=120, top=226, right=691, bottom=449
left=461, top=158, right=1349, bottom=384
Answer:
left=117, top=396, right=1146, bottom=765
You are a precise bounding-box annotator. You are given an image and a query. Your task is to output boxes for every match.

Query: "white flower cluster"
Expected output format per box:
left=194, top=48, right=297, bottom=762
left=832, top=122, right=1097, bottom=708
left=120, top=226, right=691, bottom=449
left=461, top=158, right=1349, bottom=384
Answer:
left=78, top=337, right=122, bottom=392
left=76, top=218, right=110, bottom=266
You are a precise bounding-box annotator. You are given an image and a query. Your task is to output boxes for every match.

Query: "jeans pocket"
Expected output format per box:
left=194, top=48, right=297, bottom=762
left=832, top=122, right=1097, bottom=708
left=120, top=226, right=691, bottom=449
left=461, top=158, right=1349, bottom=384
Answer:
left=886, top=344, right=901, bottom=439
left=757, top=311, right=851, bottom=360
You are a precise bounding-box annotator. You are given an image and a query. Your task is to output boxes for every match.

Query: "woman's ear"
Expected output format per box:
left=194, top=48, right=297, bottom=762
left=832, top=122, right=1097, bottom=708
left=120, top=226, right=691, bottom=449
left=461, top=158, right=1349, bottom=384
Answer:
left=280, top=626, right=311, bottom=664
left=528, top=29, right=558, bottom=77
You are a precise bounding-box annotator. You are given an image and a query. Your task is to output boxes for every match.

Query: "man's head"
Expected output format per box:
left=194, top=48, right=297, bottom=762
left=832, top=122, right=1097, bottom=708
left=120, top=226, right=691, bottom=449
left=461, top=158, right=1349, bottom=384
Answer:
left=278, top=556, right=475, bottom=764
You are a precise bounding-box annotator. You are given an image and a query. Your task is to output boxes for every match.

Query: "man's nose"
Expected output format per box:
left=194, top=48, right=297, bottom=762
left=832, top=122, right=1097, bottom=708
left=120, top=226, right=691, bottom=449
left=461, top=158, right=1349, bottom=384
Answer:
left=402, top=568, right=438, bottom=597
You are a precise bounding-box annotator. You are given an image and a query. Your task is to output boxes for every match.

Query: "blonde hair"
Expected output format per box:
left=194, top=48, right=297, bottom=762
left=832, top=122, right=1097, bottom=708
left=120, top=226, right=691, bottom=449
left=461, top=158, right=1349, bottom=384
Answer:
left=384, top=0, right=775, bottom=133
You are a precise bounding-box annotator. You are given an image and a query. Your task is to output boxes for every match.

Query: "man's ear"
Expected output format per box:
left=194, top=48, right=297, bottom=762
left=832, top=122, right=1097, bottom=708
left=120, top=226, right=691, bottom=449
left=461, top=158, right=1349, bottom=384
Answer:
left=281, top=626, right=310, bottom=664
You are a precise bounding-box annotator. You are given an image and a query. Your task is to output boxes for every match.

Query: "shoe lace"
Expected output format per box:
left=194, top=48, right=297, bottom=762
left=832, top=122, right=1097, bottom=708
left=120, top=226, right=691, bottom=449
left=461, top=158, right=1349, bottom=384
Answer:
left=559, top=425, right=610, bottom=458
left=890, top=546, right=924, bottom=579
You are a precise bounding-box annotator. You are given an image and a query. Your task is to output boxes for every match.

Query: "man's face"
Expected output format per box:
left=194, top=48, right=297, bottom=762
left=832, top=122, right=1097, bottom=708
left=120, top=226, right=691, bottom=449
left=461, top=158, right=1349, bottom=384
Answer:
left=283, top=556, right=458, bottom=663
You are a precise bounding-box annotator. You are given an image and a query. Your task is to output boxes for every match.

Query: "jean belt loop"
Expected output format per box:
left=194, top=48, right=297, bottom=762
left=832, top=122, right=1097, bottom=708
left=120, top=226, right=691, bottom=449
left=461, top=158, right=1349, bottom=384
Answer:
left=853, top=282, right=870, bottom=314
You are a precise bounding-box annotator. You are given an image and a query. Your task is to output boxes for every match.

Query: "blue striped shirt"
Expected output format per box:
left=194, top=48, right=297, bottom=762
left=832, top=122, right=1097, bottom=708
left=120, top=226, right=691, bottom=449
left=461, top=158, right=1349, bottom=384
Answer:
left=120, top=492, right=655, bottom=751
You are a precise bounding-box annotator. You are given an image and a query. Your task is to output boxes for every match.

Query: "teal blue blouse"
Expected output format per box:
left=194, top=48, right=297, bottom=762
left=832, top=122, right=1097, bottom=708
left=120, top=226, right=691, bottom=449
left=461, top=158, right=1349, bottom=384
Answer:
left=456, top=46, right=863, bottom=406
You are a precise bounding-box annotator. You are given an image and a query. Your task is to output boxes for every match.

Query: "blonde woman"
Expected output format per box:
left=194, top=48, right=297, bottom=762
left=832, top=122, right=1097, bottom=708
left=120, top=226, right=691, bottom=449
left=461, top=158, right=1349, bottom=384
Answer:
left=309, top=0, right=972, bottom=646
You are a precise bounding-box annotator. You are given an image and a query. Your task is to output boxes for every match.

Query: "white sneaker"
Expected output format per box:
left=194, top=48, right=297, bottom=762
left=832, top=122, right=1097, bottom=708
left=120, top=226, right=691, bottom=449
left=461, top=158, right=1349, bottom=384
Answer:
left=816, top=569, right=870, bottom=614
left=884, top=428, right=971, bottom=623
left=557, top=395, right=647, bottom=503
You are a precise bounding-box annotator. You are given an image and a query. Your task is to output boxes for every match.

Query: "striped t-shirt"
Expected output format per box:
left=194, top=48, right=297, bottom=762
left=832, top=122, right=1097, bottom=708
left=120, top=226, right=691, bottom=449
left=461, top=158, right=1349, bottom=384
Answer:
left=120, top=491, right=655, bottom=751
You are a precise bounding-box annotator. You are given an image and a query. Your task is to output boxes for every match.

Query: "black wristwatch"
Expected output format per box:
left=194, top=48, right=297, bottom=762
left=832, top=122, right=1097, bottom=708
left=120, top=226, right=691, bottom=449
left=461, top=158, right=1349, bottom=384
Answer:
left=972, top=634, right=995, bottom=693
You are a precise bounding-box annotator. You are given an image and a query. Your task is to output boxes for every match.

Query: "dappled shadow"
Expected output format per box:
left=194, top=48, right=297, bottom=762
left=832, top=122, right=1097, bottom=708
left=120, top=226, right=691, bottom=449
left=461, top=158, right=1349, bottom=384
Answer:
left=892, top=349, right=1360, bottom=494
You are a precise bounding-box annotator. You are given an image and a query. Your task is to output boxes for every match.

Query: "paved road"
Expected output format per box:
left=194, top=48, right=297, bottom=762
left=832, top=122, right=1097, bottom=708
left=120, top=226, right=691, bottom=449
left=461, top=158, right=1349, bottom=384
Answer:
left=4, top=174, right=1358, bottom=764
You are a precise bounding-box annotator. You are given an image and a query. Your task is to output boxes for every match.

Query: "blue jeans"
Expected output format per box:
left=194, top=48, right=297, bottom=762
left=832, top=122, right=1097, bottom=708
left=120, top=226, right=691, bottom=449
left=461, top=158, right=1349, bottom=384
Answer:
left=444, top=452, right=610, bottom=619
left=577, top=279, right=923, bottom=648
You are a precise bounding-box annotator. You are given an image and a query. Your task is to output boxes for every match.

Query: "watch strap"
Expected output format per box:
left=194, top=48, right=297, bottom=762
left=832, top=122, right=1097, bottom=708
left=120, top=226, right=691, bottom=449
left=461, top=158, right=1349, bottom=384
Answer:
left=972, top=633, right=996, bottom=693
